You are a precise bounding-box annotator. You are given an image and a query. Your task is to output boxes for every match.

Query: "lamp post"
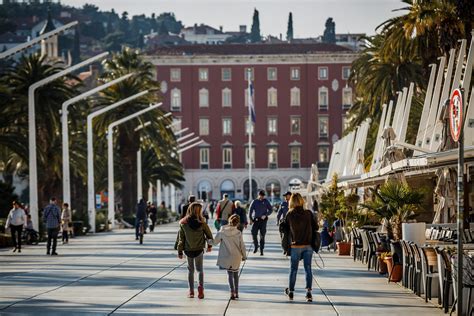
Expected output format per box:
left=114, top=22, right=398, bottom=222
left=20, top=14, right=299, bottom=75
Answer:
left=62, top=73, right=133, bottom=209
left=0, top=21, right=78, bottom=59
left=87, top=90, right=149, bottom=232
left=28, top=52, right=109, bottom=231
left=106, top=104, right=168, bottom=228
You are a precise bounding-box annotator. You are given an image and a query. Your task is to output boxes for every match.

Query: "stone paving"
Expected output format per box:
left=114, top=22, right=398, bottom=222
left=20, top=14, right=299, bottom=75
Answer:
left=0, top=215, right=444, bottom=315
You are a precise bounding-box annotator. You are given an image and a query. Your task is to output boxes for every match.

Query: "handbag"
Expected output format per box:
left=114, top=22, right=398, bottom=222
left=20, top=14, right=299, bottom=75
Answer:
left=214, top=219, right=221, bottom=231
left=311, top=213, right=321, bottom=253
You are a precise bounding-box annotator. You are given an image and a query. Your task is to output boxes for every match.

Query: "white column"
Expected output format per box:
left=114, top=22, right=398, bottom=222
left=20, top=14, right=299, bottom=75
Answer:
left=156, top=180, right=162, bottom=205
left=164, top=185, right=170, bottom=208
left=107, top=127, right=115, bottom=229
left=171, top=185, right=176, bottom=213
left=137, top=149, right=142, bottom=201
left=148, top=182, right=153, bottom=203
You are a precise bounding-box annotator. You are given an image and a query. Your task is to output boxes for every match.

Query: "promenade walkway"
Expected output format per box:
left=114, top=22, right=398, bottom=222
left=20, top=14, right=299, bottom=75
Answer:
left=0, top=216, right=444, bottom=315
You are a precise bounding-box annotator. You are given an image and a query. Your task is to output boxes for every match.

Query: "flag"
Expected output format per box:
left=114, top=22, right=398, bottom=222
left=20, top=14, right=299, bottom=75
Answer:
left=248, top=79, right=256, bottom=123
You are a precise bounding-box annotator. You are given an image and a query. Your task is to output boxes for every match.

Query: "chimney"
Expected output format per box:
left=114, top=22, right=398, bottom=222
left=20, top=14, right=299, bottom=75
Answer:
left=219, top=25, right=223, bottom=32
left=239, top=25, right=246, bottom=33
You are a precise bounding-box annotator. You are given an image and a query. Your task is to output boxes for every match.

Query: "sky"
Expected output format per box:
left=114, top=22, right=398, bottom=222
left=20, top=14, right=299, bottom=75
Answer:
left=60, top=0, right=404, bottom=38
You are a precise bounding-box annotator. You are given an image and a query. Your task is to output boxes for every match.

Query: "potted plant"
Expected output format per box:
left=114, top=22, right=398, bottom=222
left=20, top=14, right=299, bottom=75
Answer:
left=378, top=251, right=391, bottom=274
left=335, top=192, right=360, bottom=255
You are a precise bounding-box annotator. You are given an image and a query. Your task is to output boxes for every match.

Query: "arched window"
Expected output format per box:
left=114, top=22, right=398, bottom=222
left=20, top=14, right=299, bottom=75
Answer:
left=222, top=88, right=232, bottom=107
left=267, top=87, right=277, bottom=107
left=171, top=88, right=181, bottom=111
left=199, top=88, right=209, bottom=107
left=319, top=86, right=328, bottom=110
left=290, top=87, right=300, bottom=106
left=220, top=180, right=235, bottom=199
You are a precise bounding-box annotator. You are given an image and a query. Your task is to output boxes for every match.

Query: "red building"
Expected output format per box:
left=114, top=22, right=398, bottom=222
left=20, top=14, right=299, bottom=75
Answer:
left=145, top=43, right=358, bottom=201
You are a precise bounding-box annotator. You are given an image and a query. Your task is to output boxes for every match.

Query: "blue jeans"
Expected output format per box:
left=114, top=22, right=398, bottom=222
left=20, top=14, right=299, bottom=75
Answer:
left=289, top=246, right=313, bottom=291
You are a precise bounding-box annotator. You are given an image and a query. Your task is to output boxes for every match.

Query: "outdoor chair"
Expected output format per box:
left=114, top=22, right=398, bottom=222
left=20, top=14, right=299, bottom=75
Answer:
left=421, top=247, right=439, bottom=303
left=435, top=247, right=453, bottom=313
left=400, top=240, right=413, bottom=289
left=351, top=228, right=363, bottom=262
left=463, top=229, right=473, bottom=243
left=410, top=243, right=423, bottom=296
left=360, top=229, right=370, bottom=264
left=367, top=232, right=378, bottom=271
left=449, top=253, right=474, bottom=316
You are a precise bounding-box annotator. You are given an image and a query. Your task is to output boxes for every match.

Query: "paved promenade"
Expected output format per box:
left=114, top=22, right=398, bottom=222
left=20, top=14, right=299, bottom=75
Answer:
left=0, top=216, right=443, bottom=315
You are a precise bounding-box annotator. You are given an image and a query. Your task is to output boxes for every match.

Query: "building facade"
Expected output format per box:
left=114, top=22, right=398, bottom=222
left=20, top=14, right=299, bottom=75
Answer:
left=145, top=43, right=358, bottom=201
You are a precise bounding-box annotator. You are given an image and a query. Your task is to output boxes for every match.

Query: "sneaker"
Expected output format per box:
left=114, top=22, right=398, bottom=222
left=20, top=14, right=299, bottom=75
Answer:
left=46, top=251, right=50, bottom=255
left=285, top=288, right=294, bottom=300
left=260, top=251, right=264, bottom=256
left=235, top=292, right=239, bottom=299
left=198, top=285, right=204, bottom=299
left=188, top=290, right=194, bottom=298
left=51, top=252, right=58, bottom=256
left=306, top=291, right=313, bottom=302
left=12, top=247, right=17, bottom=253
left=230, top=292, right=236, bottom=300
left=18, top=249, right=21, bottom=253
left=253, top=246, right=259, bottom=254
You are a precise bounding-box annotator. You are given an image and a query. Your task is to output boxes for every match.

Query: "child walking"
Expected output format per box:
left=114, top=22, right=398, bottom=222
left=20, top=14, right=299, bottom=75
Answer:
left=177, top=202, right=213, bottom=299
left=211, top=214, right=247, bottom=299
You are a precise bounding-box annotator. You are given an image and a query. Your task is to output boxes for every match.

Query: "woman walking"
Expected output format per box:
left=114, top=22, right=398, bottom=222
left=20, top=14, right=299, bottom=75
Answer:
left=211, top=214, right=247, bottom=299
left=5, top=201, right=27, bottom=253
left=232, top=201, right=248, bottom=232
left=280, top=193, right=319, bottom=302
left=177, top=202, right=213, bottom=299
left=61, top=203, right=72, bottom=244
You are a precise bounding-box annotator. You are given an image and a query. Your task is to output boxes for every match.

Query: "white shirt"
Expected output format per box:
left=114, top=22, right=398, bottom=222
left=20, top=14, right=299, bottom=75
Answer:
left=6, top=207, right=26, bottom=227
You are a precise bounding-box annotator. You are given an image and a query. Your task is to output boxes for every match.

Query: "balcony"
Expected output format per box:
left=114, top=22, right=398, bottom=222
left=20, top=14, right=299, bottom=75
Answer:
left=268, top=163, right=277, bottom=169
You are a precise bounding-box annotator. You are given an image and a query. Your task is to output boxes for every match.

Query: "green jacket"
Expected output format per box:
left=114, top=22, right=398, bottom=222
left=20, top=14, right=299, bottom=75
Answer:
left=177, top=215, right=213, bottom=253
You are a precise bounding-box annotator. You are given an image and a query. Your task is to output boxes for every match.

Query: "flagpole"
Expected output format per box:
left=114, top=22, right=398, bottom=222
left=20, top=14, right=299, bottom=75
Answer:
left=247, top=69, right=253, bottom=204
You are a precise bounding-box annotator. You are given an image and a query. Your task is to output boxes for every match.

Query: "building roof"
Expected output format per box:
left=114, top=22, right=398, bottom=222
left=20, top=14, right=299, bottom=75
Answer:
left=182, top=24, right=224, bottom=35
left=147, top=43, right=353, bottom=56
left=40, top=10, right=56, bottom=35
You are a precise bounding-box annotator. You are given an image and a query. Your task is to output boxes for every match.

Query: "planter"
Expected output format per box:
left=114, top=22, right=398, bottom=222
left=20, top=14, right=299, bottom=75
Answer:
left=384, top=257, right=402, bottom=282
left=336, top=241, right=351, bottom=256
left=378, top=257, right=388, bottom=274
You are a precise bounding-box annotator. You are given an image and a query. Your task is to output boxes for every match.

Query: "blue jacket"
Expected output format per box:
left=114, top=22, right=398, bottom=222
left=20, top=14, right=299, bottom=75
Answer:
left=249, top=198, right=272, bottom=221
left=276, top=201, right=289, bottom=223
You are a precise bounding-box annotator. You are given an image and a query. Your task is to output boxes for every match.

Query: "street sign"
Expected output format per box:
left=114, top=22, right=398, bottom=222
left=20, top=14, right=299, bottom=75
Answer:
left=449, top=88, right=463, bottom=142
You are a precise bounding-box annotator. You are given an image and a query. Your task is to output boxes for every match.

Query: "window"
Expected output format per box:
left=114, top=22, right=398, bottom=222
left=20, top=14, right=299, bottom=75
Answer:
left=267, top=67, right=277, bottom=80
left=268, top=147, right=278, bottom=169
left=222, top=118, right=232, bottom=135
left=319, top=147, right=329, bottom=162
left=222, top=88, right=232, bottom=107
left=319, top=116, right=329, bottom=138
left=170, top=68, right=181, bottom=82
left=200, top=148, right=209, bottom=169
left=245, top=147, right=255, bottom=168
left=245, top=117, right=254, bottom=135
left=223, top=148, right=232, bottom=169
left=199, top=88, right=209, bottom=107
left=267, top=87, right=277, bottom=107
left=291, top=147, right=301, bottom=168
left=342, top=66, right=351, bottom=80
left=222, top=68, right=232, bottom=81
left=290, top=87, right=300, bottom=106
left=342, top=87, right=352, bottom=108
left=170, top=88, right=181, bottom=111
left=199, top=68, right=208, bottom=81
left=319, top=67, right=328, bottom=80
left=319, top=87, right=328, bottom=110
left=291, top=67, right=300, bottom=80
left=199, top=118, right=209, bottom=136
left=291, top=117, right=301, bottom=135
left=268, top=117, right=277, bottom=135
left=244, top=67, right=254, bottom=80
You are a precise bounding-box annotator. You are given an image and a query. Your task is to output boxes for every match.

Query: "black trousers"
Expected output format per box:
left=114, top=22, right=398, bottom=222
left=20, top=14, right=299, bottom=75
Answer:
left=10, top=224, right=22, bottom=249
left=47, top=228, right=59, bottom=253
left=251, top=220, right=267, bottom=250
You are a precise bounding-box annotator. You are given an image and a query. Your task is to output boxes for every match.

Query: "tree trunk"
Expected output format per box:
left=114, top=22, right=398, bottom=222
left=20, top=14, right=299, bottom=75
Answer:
left=118, top=129, right=139, bottom=217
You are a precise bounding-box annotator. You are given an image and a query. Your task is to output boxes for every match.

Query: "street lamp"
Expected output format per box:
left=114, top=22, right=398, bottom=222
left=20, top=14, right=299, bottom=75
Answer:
left=106, top=104, right=169, bottom=228
left=62, top=73, right=134, bottom=209
left=0, top=21, right=78, bottom=60
left=87, top=90, right=149, bottom=232
left=28, top=51, right=109, bottom=231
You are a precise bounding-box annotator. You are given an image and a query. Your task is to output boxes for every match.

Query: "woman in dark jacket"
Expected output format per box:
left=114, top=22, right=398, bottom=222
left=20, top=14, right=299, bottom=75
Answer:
left=280, top=193, right=319, bottom=302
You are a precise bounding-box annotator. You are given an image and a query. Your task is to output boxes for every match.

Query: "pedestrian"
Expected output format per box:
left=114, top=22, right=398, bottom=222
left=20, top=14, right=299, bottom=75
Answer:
left=135, top=199, right=147, bottom=240
left=177, top=202, right=213, bottom=299
left=210, top=214, right=247, bottom=300
left=148, top=203, right=158, bottom=232
left=249, top=190, right=273, bottom=256
left=181, top=195, right=196, bottom=219
left=5, top=201, right=27, bottom=253
left=43, top=197, right=61, bottom=255
left=216, top=193, right=234, bottom=226
left=280, top=193, right=319, bottom=302
left=277, top=191, right=292, bottom=224
left=61, top=203, right=72, bottom=244
left=232, top=200, right=248, bottom=232
left=209, top=200, right=215, bottom=219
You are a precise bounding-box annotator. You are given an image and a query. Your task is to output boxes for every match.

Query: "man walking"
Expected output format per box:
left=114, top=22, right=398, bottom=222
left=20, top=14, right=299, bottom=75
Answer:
left=43, top=197, right=61, bottom=255
left=277, top=191, right=292, bottom=224
left=216, top=193, right=234, bottom=226
left=135, top=199, right=147, bottom=240
left=181, top=195, right=196, bottom=219
left=249, top=190, right=273, bottom=256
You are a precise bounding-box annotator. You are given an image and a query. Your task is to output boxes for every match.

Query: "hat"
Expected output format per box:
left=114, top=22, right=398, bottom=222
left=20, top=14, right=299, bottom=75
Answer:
left=283, top=191, right=292, bottom=197
left=258, top=190, right=266, bottom=196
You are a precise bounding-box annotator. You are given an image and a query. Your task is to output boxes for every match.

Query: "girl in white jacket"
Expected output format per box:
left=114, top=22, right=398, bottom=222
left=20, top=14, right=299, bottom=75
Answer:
left=212, top=214, right=247, bottom=299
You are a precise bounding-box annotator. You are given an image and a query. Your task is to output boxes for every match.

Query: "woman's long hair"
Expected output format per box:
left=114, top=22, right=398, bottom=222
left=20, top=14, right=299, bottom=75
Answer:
left=186, top=202, right=205, bottom=223
left=288, top=193, right=305, bottom=211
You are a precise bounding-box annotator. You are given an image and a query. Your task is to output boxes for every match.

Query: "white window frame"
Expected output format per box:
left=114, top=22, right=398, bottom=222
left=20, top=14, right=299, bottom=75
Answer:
left=319, top=87, right=328, bottom=110
left=170, top=68, right=181, bottom=82
left=199, top=68, right=209, bottom=81
left=342, top=87, right=352, bottom=108
left=199, top=118, right=209, bottom=136
left=318, top=67, right=328, bottom=80
left=223, top=148, right=232, bottom=169
left=200, top=148, right=209, bottom=169
left=222, top=68, right=232, bottom=81
left=291, top=147, right=301, bottom=168
left=222, top=88, right=232, bottom=107
left=290, top=116, right=301, bottom=135
left=342, top=66, right=351, bottom=80
left=319, top=147, right=329, bottom=162
left=290, top=67, right=300, bottom=80
left=290, top=87, right=300, bottom=106
left=267, top=67, right=277, bottom=81
left=267, top=87, right=277, bottom=107
left=267, top=117, right=277, bottom=135
left=244, top=67, right=254, bottom=80
left=222, top=118, right=232, bottom=136
left=319, top=116, right=329, bottom=138
left=199, top=88, right=209, bottom=108
left=268, top=147, right=278, bottom=169
left=170, top=88, right=181, bottom=111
